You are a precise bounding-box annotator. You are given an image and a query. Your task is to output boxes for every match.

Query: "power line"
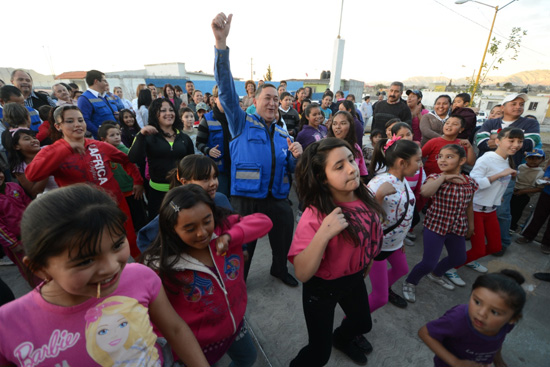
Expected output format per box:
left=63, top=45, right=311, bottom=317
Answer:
left=432, top=0, right=546, bottom=57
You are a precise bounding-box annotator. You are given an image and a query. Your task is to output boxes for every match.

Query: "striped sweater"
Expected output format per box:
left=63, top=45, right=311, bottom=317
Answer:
left=476, top=116, right=541, bottom=166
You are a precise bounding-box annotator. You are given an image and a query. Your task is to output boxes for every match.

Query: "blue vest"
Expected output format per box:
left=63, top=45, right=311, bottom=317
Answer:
left=108, top=94, right=125, bottom=112
left=230, top=115, right=292, bottom=199
left=203, top=111, right=227, bottom=173
left=81, top=90, right=117, bottom=134
left=0, top=106, right=41, bottom=132
left=28, top=107, right=42, bottom=131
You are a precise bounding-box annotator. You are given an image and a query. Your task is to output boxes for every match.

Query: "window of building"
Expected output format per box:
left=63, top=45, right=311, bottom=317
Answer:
left=528, top=102, right=538, bottom=111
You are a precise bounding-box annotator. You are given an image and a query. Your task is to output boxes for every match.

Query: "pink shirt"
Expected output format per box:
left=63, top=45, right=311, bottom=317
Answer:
left=288, top=200, right=383, bottom=280
left=0, top=263, right=163, bottom=367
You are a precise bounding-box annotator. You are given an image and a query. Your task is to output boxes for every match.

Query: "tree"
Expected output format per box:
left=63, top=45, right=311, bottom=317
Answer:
left=503, top=82, right=514, bottom=90
left=467, top=27, right=527, bottom=105
left=263, top=65, right=272, bottom=81
left=374, top=83, right=386, bottom=91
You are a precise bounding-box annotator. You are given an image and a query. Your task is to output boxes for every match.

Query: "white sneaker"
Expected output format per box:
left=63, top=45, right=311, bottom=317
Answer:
left=445, top=269, right=466, bottom=287
left=465, top=261, right=488, bottom=273
left=404, top=238, right=415, bottom=247
left=402, top=282, right=416, bottom=303
left=0, top=257, right=14, bottom=266
left=427, top=273, right=455, bottom=290
left=406, top=232, right=417, bottom=241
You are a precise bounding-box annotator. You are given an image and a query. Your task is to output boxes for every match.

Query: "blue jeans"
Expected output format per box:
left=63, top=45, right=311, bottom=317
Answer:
left=226, top=325, right=257, bottom=367
left=497, top=179, right=516, bottom=248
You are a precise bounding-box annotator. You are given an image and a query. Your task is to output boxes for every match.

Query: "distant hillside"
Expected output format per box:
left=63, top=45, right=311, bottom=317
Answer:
left=369, top=70, right=550, bottom=87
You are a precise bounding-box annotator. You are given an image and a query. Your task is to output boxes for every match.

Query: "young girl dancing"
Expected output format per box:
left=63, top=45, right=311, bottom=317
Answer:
left=142, top=185, right=273, bottom=366
left=390, top=122, right=426, bottom=246
left=403, top=144, right=478, bottom=302
left=366, top=136, right=420, bottom=311
left=0, top=184, right=208, bottom=367
left=288, top=138, right=384, bottom=366
left=25, top=106, right=144, bottom=258
left=419, top=269, right=526, bottom=367
left=449, top=127, right=523, bottom=285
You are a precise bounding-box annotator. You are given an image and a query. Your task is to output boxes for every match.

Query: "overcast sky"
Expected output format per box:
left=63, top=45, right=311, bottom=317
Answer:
left=3, top=0, right=548, bottom=83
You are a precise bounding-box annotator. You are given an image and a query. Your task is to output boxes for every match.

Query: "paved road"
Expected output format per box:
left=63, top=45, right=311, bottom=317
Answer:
left=2, top=195, right=549, bottom=367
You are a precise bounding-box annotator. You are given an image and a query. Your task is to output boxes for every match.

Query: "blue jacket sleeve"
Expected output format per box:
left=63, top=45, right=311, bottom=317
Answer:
left=137, top=215, right=159, bottom=253
left=77, top=96, right=98, bottom=138
left=214, top=47, right=246, bottom=138
left=287, top=153, right=298, bottom=174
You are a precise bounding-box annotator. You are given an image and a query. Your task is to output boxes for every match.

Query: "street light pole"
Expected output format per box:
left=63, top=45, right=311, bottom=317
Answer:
left=471, top=5, right=498, bottom=103
left=456, top=0, right=518, bottom=105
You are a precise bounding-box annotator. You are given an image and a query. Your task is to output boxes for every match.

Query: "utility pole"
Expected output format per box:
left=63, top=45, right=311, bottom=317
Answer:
left=329, top=0, right=345, bottom=95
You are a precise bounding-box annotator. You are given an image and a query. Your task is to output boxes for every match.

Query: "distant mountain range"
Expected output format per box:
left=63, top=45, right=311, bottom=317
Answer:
left=369, top=70, right=550, bottom=87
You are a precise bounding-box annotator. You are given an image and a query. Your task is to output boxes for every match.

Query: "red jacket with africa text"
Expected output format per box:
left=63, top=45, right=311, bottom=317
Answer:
left=26, top=138, right=142, bottom=204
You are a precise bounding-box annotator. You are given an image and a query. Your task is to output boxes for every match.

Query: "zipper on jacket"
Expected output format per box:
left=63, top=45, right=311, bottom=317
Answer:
left=267, top=124, right=276, bottom=193
left=208, top=247, right=237, bottom=334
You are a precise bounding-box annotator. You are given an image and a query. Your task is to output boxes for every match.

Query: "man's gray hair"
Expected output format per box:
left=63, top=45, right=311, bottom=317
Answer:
left=390, top=81, right=404, bottom=92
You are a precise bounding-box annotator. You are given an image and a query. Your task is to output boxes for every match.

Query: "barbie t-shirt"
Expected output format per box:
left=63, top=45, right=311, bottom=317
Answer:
left=0, top=263, right=163, bottom=366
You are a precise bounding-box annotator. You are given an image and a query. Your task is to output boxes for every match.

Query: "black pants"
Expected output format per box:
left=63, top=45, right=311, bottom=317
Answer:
left=290, top=271, right=372, bottom=367
left=522, top=191, right=550, bottom=245
left=231, top=195, right=294, bottom=279
left=510, top=193, right=530, bottom=231
left=0, top=277, right=15, bottom=307
left=147, top=186, right=167, bottom=221
left=125, top=195, right=148, bottom=231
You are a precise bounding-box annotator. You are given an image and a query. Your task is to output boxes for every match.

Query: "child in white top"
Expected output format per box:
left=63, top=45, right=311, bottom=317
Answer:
left=367, top=136, right=421, bottom=313
left=449, top=127, right=523, bottom=286
left=391, top=122, right=426, bottom=246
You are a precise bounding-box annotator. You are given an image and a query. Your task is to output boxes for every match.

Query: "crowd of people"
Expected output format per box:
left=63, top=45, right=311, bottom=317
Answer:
left=0, top=11, right=548, bottom=367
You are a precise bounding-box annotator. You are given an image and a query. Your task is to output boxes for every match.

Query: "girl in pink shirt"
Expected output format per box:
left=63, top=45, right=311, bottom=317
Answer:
left=0, top=184, right=208, bottom=367
left=288, top=138, right=384, bottom=366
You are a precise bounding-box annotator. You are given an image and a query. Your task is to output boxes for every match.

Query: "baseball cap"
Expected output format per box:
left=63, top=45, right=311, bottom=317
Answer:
left=196, top=102, right=209, bottom=111
left=502, top=93, right=528, bottom=105
left=406, top=89, right=423, bottom=99
left=525, top=148, right=545, bottom=158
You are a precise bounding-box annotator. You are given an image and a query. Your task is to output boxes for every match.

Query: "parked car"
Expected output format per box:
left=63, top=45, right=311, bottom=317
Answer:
left=476, top=111, right=487, bottom=126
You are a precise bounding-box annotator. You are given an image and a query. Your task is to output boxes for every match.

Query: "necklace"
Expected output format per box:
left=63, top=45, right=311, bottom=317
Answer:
left=161, top=130, right=176, bottom=138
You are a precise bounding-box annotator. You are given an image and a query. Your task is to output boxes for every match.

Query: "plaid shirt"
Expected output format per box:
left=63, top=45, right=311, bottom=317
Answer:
left=424, top=174, right=478, bottom=236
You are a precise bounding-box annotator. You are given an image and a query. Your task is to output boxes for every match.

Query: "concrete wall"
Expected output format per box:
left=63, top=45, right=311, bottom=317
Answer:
left=144, top=63, right=187, bottom=77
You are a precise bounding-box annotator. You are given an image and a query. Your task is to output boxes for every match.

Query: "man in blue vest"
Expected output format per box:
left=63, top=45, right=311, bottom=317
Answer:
left=212, top=13, right=303, bottom=287
left=77, top=70, right=118, bottom=138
